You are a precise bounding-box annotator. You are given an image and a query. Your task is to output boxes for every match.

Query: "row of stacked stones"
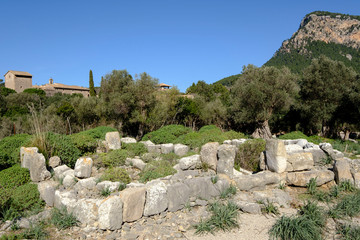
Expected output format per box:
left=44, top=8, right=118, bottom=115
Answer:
left=18, top=131, right=360, bottom=232
left=265, top=139, right=360, bottom=188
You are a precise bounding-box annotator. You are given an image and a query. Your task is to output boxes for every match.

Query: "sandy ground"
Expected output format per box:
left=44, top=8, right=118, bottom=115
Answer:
left=184, top=208, right=297, bottom=240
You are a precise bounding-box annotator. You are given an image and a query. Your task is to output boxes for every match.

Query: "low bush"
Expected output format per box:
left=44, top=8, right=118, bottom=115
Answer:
left=10, top=183, right=43, bottom=214
left=0, top=164, right=31, bottom=189
left=76, top=126, right=117, bottom=140
left=235, top=139, right=265, bottom=172
left=193, top=201, right=239, bottom=235
left=122, top=142, right=147, bottom=156
left=101, top=149, right=131, bottom=167
left=332, top=139, right=360, bottom=155
left=142, top=125, right=192, bottom=144
left=51, top=207, right=79, bottom=230
left=101, top=167, right=131, bottom=184
left=139, top=160, right=176, bottom=183
left=278, top=131, right=309, bottom=140
left=0, top=134, right=31, bottom=170
left=69, top=134, right=97, bottom=155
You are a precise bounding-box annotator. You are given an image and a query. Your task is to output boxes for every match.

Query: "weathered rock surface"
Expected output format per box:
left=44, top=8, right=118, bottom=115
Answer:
left=105, top=132, right=121, bottom=150
left=286, top=169, right=335, bottom=186
left=53, top=165, right=72, bottom=179
left=121, top=137, right=137, bottom=144
left=74, top=157, right=93, bottom=178
left=333, top=159, right=353, bottom=184
left=98, top=196, right=123, bottom=230
left=265, top=140, right=287, bottom=173
left=285, top=144, right=304, bottom=155
left=237, top=201, right=262, bottom=214
left=161, top=143, right=174, bottom=154
left=144, top=180, right=168, bottom=216
left=63, top=175, right=76, bottom=188
left=49, top=156, right=61, bottom=168
left=97, top=181, right=120, bottom=192
left=54, top=190, right=77, bottom=210
left=235, top=171, right=280, bottom=191
left=184, top=177, right=229, bottom=200
left=37, top=181, right=57, bottom=206
left=20, top=147, right=51, bottom=182
left=174, top=144, right=189, bottom=156
left=200, top=142, right=219, bottom=171
left=286, top=152, right=314, bottom=172
left=178, top=155, right=201, bottom=170
left=217, top=144, right=236, bottom=176
left=167, top=182, right=191, bottom=212
left=320, top=143, right=344, bottom=160
left=73, top=199, right=99, bottom=225
left=119, top=187, right=146, bottom=222
left=126, top=158, right=146, bottom=171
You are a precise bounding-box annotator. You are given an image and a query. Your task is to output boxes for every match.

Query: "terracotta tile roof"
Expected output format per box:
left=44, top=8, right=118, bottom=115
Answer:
left=159, top=83, right=170, bottom=87
left=51, top=83, right=89, bottom=91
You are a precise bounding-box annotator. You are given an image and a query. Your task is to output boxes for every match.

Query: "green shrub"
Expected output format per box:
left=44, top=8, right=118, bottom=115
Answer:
left=51, top=207, right=79, bottom=230
left=193, top=201, right=239, bottom=235
left=101, top=167, right=131, bottom=184
left=101, top=149, right=131, bottom=167
left=278, top=131, right=309, bottom=140
left=69, top=134, right=97, bottom=155
left=235, top=139, right=265, bottom=172
left=101, top=187, right=112, bottom=197
left=0, top=165, right=31, bottom=189
left=139, top=160, right=176, bottom=183
left=222, top=130, right=246, bottom=140
left=122, top=142, right=147, bottom=156
left=269, top=215, right=322, bottom=240
left=23, top=88, right=46, bottom=98
left=142, top=124, right=192, bottom=144
left=76, top=126, right=117, bottom=140
left=0, top=134, right=31, bottom=170
left=261, top=200, right=279, bottom=215
left=10, top=183, right=43, bottom=213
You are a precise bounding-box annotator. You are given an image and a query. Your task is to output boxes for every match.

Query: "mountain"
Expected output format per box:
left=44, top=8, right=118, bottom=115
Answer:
left=265, top=11, right=360, bottom=74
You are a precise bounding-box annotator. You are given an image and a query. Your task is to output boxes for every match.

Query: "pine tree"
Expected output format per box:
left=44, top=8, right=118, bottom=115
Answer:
left=89, top=70, right=96, bottom=97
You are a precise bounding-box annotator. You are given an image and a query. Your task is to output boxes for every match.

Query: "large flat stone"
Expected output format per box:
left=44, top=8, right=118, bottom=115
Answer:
left=144, top=180, right=168, bottom=216
left=265, top=140, right=287, bottom=173
left=119, top=187, right=146, bottom=222
left=286, top=170, right=335, bottom=187
left=167, top=182, right=191, bottom=212
left=235, top=171, right=280, bottom=191
left=98, top=196, right=123, bottom=230
left=200, top=142, right=219, bottom=171
left=286, top=152, right=314, bottom=172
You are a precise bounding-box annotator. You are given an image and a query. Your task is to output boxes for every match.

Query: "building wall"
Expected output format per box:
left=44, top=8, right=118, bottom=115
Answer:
left=55, top=88, right=90, bottom=97
left=4, top=72, right=32, bottom=93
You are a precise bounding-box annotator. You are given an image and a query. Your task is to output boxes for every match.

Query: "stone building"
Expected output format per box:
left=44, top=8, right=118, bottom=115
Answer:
left=34, top=78, right=90, bottom=97
left=4, top=70, right=90, bottom=97
left=4, top=70, right=32, bottom=93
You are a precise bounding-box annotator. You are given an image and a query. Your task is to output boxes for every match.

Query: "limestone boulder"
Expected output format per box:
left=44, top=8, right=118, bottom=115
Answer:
left=200, top=142, right=219, bottom=171
left=237, top=201, right=261, bottom=214
left=49, top=156, right=61, bottom=168
left=161, top=143, right=174, bottom=154
left=98, top=196, right=123, bottom=230
left=179, top=155, right=201, bottom=170
left=296, top=139, right=308, bottom=148
left=144, top=180, right=168, bottom=216
left=286, top=152, right=314, bottom=172
left=53, top=165, right=72, bottom=179
left=320, top=143, right=344, bottom=160
left=235, top=171, right=280, bottom=191
left=37, top=181, right=57, bottom=206
left=285, top=144, right=304, bottom=155
left=74, top=177, right=97, bottom=191
left=63, top=175, right=76, bottom=188
left=74, top=157, right=93, bottom=178
left=217, top=144, right=236, bottom=176
left=184, top=177, right=229, bottom=200
left=304, top=147, right=327, bottom=164
left=333, top=159, right=353, bottom=184
left=20, top=147, right=51, bottom=182
left=174, top=144, right=189, bottom=157
left=72, top=198, right=99, bottom=225
left=54, top=190, right=77, bottom=210
left=119, top=187, right=146, bottom=222
left=148, top=144, right=161, bottom=153
left=126, top=158, right=146, bottom=171
left=167, top=182, right=191, bottom=212
left=286, top=170, right=335, bottom=187
left=97, top=181, right=120, bottom=192
left=265, top=139, right=287, bottom=173
left=121, top=137, right=137, bottom=144
left=353, top=172, right=360, bottom=188
left=105, top=132, right=121, bottom=150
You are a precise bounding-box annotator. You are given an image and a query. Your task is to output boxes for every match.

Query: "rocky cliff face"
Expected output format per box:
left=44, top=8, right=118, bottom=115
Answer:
left=280, top=13, right=360, bottom=54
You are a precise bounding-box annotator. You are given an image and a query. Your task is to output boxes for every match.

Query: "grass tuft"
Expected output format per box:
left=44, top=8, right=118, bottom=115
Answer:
left=220, top=184, right=237, bottom=199
left=50, top=207, right=79, bottom=230
left=193, top=201, right=239, bottom=235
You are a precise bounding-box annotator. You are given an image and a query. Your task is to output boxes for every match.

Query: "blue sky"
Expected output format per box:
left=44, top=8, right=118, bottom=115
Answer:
left=1, top=0, right=359, bottom=92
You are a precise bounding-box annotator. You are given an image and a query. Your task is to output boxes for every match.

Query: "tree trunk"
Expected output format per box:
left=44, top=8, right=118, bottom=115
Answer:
left=344, top=129, right=350, bottom=141
left=252, top=120, right=272, bottom=139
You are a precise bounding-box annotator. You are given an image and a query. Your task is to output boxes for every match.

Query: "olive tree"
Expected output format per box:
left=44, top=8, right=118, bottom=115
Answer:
left=231, top=65, right=299, bottom=139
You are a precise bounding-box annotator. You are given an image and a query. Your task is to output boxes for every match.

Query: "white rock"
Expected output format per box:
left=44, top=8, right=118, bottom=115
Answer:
left=74, top=157, right=93, bottom=178
left=98, top=196, right=123, bottom=230
left=161, top=143, right=174, bottom=154
left=105, top=132, right=121, bottom=150
left=121, top=137, right=137, bottom=144
left=144, top=180, right=168, bottom=216
left=97, top=181, right=120, bottom=192
left=265, top=139, right=287, bottom=173
left=179, top=155, right=201, bottom=170
left=174, top=144, right=189, bottom=156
